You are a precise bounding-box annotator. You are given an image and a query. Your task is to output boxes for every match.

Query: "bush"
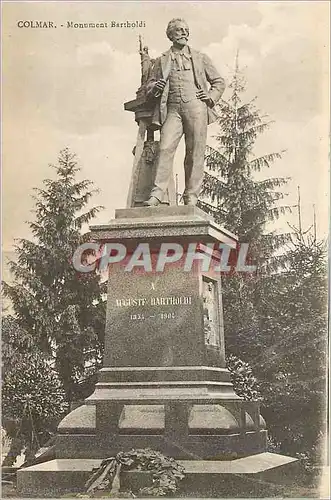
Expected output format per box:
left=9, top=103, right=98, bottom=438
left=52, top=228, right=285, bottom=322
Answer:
left=226, top=353, right=261, bottom=401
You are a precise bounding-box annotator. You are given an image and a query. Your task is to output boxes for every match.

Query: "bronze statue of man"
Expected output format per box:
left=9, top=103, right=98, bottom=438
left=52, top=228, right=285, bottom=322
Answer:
left=144, top=18, right=225, bottom=207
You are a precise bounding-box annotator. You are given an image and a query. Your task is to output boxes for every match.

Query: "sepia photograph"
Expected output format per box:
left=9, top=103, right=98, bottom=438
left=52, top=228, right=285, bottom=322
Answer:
left=1, top=1, right=329, bottom=498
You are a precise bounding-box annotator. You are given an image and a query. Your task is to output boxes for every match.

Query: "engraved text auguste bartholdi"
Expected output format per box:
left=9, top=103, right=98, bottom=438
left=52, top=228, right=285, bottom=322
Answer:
left=115, top=296, right=192, bottom=307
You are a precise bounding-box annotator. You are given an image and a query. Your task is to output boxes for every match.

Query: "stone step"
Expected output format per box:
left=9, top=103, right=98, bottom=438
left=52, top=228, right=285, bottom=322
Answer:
left=17, top=453, right=300, bottom=498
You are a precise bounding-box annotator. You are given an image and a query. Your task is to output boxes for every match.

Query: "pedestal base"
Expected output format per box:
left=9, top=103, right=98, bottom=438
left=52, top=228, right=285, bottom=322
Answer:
left=55, top=395, right=267, bottom=460
left=17, top=453, right=300, bottom=498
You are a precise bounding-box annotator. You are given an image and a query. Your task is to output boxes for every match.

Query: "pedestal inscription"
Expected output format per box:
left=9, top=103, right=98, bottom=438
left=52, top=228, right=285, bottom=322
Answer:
left=104, top=262, right=205, bottom=367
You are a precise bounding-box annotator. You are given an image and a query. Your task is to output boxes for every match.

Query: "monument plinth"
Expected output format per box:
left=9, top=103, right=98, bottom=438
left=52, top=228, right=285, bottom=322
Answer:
left=17, top=207, right=300, bottom=498
left=54, top=206, right=267, bottom=462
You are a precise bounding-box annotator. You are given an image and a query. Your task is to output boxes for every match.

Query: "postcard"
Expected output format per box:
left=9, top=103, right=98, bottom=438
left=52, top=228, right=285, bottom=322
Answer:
left=2, top=1, right=329, bottom=499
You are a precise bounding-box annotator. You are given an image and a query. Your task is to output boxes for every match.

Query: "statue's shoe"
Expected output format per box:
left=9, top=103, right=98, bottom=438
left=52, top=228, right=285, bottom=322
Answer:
left=143, top=196, right=161, bottom=207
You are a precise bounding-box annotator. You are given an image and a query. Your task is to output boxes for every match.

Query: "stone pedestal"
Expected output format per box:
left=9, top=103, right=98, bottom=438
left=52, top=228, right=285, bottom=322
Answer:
left=55, top=207, right=267, bottom=460
left=17, top=207, right=299, bottom=496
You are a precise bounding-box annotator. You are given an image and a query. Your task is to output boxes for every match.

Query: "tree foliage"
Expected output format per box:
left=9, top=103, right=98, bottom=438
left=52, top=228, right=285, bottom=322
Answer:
left=199, top=58, right=291, bottom=269
left=2, top=149, right=106, bottom=403
left=199, top=59, right=327, bottom=463
left=2, top=315, right=68, bottom=465
left=199, top=58, right=290, bottom=354
left=226, top=353, right=261, bottom=401
left=254, top=229, right=328, bottom=460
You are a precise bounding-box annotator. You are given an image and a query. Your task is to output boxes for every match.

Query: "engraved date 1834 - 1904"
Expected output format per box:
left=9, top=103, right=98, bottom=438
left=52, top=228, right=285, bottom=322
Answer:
left=130, top=312, right=176, bottom=321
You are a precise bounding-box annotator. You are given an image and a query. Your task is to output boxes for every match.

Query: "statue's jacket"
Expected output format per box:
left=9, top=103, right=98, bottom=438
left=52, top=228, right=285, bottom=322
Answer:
left=146, top=46, right=225, bottom=129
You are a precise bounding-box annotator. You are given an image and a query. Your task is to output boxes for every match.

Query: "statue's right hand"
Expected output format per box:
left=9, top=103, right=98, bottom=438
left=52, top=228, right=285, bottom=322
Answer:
left=154, top=79, right=167, bottom=93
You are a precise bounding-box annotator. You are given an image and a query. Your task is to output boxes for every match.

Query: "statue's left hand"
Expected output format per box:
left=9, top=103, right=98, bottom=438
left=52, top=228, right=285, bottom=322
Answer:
left=196, top=89, right=213, bottom=106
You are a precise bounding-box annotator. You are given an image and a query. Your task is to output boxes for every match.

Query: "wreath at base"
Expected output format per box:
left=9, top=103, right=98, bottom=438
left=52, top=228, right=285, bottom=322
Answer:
left=82, top=448, right=185, bottom=497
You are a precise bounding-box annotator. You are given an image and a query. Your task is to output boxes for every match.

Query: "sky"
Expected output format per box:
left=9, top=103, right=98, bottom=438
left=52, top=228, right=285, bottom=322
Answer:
left=2, top=1, right=330, bottom=252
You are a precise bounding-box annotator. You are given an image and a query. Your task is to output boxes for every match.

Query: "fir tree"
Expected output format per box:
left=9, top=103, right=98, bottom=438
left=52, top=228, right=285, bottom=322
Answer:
left=2, top=149, right=106, bottom=403
left=199, top=55, right=290, bottom=266
left=198, top=57, right=291, bottom=355
left=254, top=227, right=328, bottom=462
left=199, top=55, right=327, bottom=462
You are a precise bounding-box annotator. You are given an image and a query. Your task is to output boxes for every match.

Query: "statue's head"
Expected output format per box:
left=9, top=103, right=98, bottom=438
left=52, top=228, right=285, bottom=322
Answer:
left=166, top=18, right=189, bottom=47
